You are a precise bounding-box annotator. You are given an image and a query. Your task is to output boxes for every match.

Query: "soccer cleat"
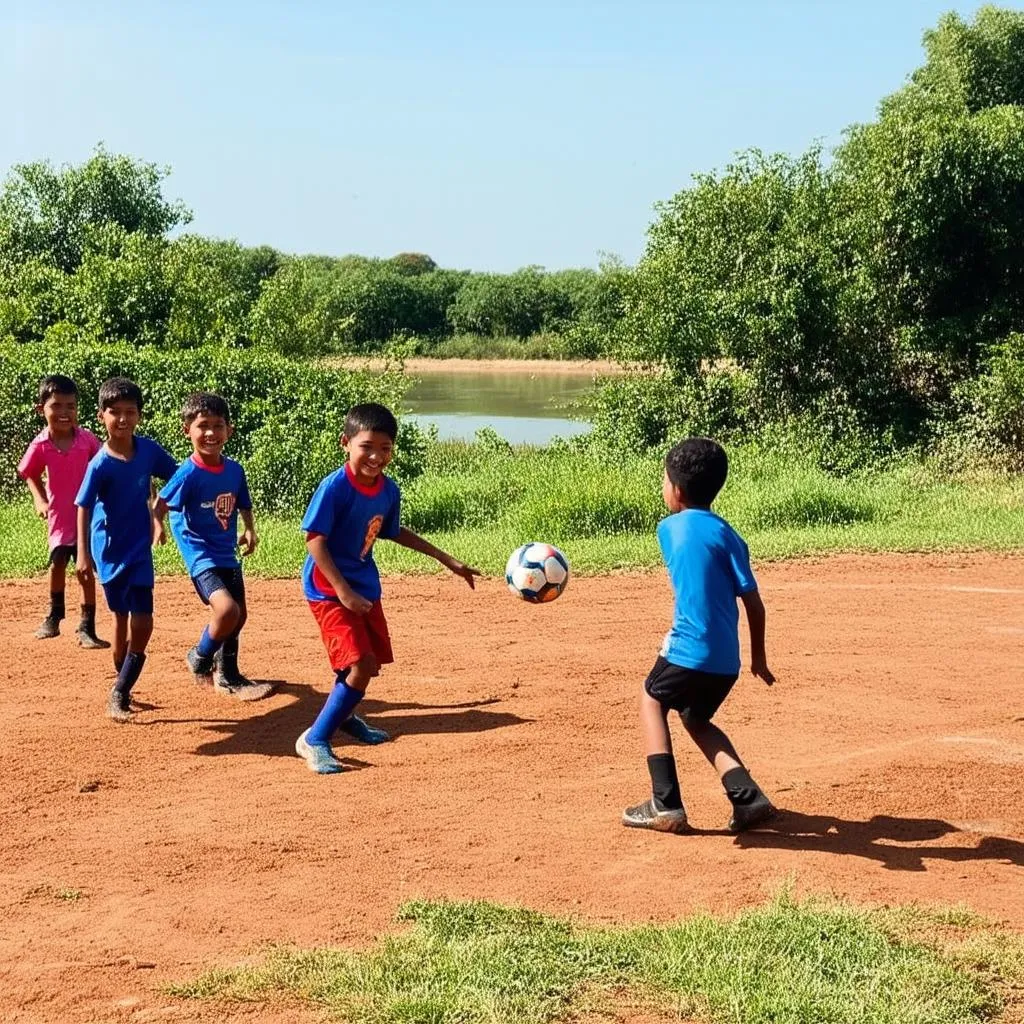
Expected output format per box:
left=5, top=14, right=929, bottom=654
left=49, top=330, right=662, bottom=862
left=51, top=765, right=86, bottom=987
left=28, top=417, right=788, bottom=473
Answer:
left=340, top=714, right=390, bottom=744
left=107, top=688, right=132, bottom=723
left=295, top=729, right=344, bottom=774
left=77, top=628, right=111, bottom=650
left=622, top=798, right=689, bottom=834
left=213, top=655, right=273, bottom=701
left=728, top=793, right=777, bottom=833
left=35, top=616, right=60, bottom=640
left=187, top=646, right=215, bottom=687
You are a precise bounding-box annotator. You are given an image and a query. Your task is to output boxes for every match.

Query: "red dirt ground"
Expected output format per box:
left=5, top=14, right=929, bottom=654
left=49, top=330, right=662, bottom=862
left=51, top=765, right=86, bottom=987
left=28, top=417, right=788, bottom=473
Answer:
left=1, top=553, right=1022, bottom=1023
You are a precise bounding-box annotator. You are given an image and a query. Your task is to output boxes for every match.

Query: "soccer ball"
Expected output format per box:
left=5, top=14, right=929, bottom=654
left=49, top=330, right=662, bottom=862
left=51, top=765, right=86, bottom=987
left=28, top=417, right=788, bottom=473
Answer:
left=505, top=542, right=570, bottom=603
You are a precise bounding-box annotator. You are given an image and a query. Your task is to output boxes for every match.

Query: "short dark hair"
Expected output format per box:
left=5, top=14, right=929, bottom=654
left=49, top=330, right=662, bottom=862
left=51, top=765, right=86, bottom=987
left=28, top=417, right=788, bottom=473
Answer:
left=344, top=402, right=398, bottom=440
left=181, top=391, right=231, bottom=426
left=665, top=437, right=728, bottom=507
left=37, top=374, right=78, bottom=405
left=98, top=377, right=144, bottom=412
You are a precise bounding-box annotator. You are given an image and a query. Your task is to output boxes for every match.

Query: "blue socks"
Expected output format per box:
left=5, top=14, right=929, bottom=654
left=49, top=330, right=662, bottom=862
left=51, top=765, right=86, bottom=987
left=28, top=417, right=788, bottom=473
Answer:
left=307, top=670, right=363, bottom=746
left=114, top=651, right=147, bottom=695
left=196, top=626, right=223, bottom=660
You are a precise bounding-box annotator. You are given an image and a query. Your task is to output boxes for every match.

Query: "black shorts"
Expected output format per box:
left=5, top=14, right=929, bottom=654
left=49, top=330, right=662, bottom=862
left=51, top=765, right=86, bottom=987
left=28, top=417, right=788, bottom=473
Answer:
left=644, top=656, right=738, bottom=723
left=49, top=545, right=77, bottom=565
left=192, top=566, right=246, bottom=606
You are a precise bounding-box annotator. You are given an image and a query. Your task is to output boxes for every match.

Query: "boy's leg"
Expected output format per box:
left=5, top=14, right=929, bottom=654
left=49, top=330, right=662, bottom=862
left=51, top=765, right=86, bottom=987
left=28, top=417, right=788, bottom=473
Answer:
left=35, top=552, right=69, bottom=639
left=75, top=563, right=108, bottom=649
left=208, top=573, right=271, bottom=700
left=297, top=657, right=378, bottom=773
left=680, top=715, right=775, bottom=832
left=112, top=613, right=129, bottom=673
left=107, top=586, right=153, bottom=722
left=187, top=587, right=240, bottom=687
left=622, top=659, right=689, bottom=833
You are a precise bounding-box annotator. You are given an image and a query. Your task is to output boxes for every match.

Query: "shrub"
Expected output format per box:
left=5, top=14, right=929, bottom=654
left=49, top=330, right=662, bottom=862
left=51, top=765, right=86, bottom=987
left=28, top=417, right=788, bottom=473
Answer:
left=0, top=340, right=418, bottom=512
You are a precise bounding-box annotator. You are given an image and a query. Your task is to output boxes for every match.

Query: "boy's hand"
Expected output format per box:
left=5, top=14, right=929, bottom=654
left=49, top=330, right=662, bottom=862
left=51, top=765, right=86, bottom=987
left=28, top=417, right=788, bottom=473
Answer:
left=33, top=496, right=49, bottom=518
left=750, top=656, right=775, bottom=686
left=446, top=558, right=481, bottom=589
left=76, top=557, right=94, bottom=587
left=339, top=590, right=373, bottom=616
left=238, top=528, right=258, bottom=557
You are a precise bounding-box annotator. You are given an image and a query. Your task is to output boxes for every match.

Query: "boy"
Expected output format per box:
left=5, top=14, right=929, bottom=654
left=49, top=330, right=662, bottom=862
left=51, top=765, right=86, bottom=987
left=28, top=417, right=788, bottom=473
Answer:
left=154, top=392, right=270, bottom=700
left=622, top=437, right=776, bottom=834
left=17, top=375, right=108, bottom=648
left=295, top=402, right=480, bottom=774
left=76, top=378, right=178, bottom=721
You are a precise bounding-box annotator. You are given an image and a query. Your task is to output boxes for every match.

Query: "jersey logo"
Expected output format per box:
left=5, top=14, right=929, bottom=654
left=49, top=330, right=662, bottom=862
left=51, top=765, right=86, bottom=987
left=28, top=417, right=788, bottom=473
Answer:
left=214, top=493, right=236, bottom=530
left=361, top=514, right=384, bottom=559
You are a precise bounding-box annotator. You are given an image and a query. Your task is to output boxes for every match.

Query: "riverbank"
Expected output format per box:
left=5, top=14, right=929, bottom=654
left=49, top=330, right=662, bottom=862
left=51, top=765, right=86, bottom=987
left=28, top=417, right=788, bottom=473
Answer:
left=326, top=355, right=628, bottom=376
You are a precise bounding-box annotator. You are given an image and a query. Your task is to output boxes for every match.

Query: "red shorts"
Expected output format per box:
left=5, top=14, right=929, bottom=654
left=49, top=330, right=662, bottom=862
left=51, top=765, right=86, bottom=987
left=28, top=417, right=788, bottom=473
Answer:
left=308, top=599, right=394, bottom=672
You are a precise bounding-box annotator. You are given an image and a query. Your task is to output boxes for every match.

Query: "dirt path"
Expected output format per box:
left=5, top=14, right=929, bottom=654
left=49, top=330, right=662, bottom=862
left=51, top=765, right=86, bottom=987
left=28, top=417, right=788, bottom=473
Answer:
left=1, top=553, right=1022, bottom=1022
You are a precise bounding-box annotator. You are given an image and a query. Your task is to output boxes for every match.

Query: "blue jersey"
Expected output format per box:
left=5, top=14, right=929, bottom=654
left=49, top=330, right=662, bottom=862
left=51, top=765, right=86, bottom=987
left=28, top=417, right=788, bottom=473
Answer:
left=301, top=463, right=401, bottom=603
left=657, top=508, right=757, bottom=675
left=75, top=436, right=177, bottom=585
left=159, top=454, right=252, bottom=577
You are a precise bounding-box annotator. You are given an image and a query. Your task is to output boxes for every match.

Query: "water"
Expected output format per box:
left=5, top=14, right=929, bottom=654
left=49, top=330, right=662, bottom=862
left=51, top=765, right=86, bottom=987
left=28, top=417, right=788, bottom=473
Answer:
left=403, top=367, right=595, bottom=445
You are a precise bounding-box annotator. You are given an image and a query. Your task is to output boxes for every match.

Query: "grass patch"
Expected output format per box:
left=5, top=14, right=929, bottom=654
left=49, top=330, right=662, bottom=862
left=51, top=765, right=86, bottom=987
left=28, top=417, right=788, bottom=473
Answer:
left=2, top=444, right=1022, bottom=581
left=416, top=332, right=581, bottom=361
left=167, top=894, right=1021, bottom=1024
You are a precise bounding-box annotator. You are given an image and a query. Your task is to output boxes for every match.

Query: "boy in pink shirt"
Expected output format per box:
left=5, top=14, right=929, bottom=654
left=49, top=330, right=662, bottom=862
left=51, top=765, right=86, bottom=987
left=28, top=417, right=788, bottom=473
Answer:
left=17, top=375, right=109, bottom=648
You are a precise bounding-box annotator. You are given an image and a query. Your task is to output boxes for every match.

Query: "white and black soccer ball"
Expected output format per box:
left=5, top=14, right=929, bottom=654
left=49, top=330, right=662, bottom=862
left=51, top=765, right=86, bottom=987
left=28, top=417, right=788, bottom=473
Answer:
left=505, top=542, right=570, bottom=603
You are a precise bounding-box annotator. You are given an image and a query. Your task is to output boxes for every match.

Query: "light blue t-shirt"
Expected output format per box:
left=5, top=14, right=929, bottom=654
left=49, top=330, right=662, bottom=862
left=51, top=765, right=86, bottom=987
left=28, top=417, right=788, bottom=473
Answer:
left=657, top=508, right=757, bottom=675
left=301, top=463, right=401, bottom=603
left=75, top=436, right=177, bottom=585
left=159, top=455, right=252, bottom=577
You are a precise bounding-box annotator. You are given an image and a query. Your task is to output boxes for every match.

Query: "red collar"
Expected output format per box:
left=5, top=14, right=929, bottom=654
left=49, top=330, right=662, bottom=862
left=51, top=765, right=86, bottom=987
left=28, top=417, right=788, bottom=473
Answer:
left=345, top=461, right=384, bottom=496
left=191, top=452, right=226, bottom=474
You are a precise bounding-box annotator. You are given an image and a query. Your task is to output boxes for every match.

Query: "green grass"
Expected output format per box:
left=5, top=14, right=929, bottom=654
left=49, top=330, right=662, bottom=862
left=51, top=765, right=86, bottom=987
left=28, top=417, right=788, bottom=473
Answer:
left=415, top=332, right=584, bottom=361
left=166, top=894, right=1021, bottom=1024
left=2, top=444, right=1022, bottom=581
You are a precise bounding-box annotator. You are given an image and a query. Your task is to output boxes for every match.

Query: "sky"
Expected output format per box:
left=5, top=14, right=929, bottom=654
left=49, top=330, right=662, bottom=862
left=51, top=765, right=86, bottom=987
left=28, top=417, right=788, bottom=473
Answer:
left=0, top=1, right=1014, bottom=271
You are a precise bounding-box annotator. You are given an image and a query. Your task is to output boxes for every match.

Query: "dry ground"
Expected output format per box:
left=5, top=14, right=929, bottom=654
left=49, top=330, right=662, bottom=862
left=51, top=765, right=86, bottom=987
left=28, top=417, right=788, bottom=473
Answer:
left=1, top=553, right=1022, bottom=1022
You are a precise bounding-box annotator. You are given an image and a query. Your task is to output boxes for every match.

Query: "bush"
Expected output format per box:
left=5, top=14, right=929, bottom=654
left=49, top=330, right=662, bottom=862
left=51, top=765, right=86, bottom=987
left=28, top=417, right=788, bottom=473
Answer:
left=0, top=340, right=418, bottom=512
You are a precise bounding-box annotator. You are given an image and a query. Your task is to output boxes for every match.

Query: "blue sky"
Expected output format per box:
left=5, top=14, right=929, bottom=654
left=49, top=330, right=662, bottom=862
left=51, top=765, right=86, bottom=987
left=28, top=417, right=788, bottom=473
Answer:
left=0, top=1, right=1010, bottom=270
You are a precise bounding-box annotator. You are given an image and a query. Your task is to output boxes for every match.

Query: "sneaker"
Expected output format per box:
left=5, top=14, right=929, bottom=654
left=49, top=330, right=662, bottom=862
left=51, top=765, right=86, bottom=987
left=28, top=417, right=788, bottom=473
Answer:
left=340, top=714, right=390, bottom=744
left=35, top=616, right=60, bottom=640
left=728, top=793, right=777, bottom=833
left=213, top=658, right=274, bottom=702
left=295, top=729, right=344, bottom=774
left=107, top=688, right=132, bottom=723
left=622, top=798, right=688, bottom=834
left=187, top=646, right=215, bottom=687
left=77, top=628, right=111, bottom=650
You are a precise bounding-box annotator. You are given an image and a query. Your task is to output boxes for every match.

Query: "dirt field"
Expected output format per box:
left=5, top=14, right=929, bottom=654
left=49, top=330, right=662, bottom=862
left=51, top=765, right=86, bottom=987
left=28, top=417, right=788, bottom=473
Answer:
left=2, top=553, right=1022, bottom=1023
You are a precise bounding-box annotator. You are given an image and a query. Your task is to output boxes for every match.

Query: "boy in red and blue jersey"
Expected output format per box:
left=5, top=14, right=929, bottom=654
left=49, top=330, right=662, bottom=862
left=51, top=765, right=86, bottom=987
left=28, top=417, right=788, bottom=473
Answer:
left=296, top=402, right=480, bottom=774
left=154, top=393, right=269, bottom=701
left=622, top=438, right=777, bottom=834
left=75, top=378, right=178, bottom=721
left=17, top=374, right=108, bottom=647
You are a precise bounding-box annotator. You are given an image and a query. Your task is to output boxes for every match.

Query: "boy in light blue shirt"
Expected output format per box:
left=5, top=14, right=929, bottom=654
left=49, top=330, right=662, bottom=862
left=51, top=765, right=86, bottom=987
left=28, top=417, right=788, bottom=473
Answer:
left=622, top=438, right=777, bottom=834
left=155, top=393, right=269, bottom=701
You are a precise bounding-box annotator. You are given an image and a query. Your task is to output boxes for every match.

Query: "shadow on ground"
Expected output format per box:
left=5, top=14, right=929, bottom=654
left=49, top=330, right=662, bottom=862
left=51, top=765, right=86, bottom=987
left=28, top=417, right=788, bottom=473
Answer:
left=177, top=682, right=528, bottom=758
left=731, top=809, right=1024, bottom=871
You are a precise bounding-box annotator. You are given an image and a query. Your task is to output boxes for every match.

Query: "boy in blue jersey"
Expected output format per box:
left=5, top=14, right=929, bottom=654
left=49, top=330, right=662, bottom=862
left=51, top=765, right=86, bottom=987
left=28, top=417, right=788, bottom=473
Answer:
left=295, top=402, right=480, bottom=774
left=154, top=392, right=270, bottom=701
left=75, top=378, right=178, bottom=721
left=622, top=438, right=776, bottom=834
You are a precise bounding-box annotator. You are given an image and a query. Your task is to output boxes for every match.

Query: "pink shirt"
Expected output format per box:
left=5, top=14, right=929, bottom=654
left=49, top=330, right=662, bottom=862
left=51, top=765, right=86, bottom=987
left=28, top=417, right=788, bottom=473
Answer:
left=18, top=427, right=102, bottom=549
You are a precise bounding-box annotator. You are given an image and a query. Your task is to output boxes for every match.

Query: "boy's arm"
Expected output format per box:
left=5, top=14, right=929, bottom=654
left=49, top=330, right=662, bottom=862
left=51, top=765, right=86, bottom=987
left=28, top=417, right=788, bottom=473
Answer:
left=150, top=483, right=167, bottom=546
left=25, top=475, right=49, bottom=518
left=391, top=526, right=480, bottom=588
left=740, top=589, right=775, bottom=685
left=76, top=505, right=94, bottom=586
left=306, top=533, right=372, bottom=614
left=238, top=508, right=258, bottom=557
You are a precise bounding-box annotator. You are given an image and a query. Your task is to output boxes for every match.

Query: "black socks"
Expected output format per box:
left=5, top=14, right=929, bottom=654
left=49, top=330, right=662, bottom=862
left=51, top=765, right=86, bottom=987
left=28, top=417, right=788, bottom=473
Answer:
left=114, top=651, right=147, bottom=696
left=722, top=766, right=761, bottom=806
left=78, top=603, right=96, bottom=634
left=647, top=753, right=684, bottom=811
left=221, top=633, right=240, bottom=675
left=49, top=591, right=66, bottom=622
